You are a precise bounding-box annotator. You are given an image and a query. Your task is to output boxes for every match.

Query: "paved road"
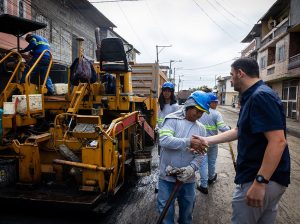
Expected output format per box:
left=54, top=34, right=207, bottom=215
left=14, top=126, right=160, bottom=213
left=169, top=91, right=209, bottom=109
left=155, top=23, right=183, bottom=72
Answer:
left=0, top=108, right=299, bottom=224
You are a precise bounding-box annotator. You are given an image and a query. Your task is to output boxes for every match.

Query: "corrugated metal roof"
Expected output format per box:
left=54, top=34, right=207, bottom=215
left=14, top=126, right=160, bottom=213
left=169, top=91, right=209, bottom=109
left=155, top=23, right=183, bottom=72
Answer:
left=69, top=0, right=116, bottom=28
left=241, top=23, right=261, bottom=43
left=259, top=0, right=290, bottom=22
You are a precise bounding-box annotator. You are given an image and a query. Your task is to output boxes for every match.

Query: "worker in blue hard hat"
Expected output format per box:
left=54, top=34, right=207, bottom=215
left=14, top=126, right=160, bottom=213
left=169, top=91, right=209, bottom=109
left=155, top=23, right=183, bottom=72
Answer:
left=157, top=82, right=179, bottom=129
left=197, top=92, right=230, bottom=194
left=155, top=81, right=179, bottom=193
left=20, top=33, right=54, bottom=95
left=157, top=90, right=210, bottom=223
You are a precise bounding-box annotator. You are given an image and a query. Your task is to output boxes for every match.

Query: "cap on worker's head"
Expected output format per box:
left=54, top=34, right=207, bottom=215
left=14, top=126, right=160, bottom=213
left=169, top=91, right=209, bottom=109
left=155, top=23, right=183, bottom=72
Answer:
left=187, top=90, right=211, bottom=113
left=25, top=33, right=33, bottom=42
left=207, top=92, right=218, bottom=102
left=162, top=81, right=175, bottom=91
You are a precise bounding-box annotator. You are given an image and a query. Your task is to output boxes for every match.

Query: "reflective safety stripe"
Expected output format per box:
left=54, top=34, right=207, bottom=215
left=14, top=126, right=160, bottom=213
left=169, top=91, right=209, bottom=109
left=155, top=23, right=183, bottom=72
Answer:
left=159, top=129, right=175, bottom=136
left=36, top=41, right=50, bottom=46
left=204, top=125, right=218, bottom=131
left=217, top=121, right=225, bottom=127
left=157, top=117, right=164, bottom=124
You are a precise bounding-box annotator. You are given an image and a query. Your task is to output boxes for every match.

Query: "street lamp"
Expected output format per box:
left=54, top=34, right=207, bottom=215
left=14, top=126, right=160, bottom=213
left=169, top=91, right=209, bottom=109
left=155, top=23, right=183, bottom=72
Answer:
left=169, top=59, right=182, bottom=81
left=156, top=45, right=172, bottom=64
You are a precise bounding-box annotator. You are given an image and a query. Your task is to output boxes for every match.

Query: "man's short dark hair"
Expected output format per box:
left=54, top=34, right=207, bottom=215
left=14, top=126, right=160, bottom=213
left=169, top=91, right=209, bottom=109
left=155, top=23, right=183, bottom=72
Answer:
left=231, top=58, right=259, bottom=78
left=25, top=34, right=33, bottom=42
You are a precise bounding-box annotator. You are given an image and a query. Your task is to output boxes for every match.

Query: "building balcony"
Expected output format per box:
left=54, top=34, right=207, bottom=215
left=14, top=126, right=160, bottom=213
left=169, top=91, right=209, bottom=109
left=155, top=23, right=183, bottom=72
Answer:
left=261, top=18, right=289, bottom=47
left=260, top=61, right=289, bottom=82
left=288, top=53, right=300, bottom=70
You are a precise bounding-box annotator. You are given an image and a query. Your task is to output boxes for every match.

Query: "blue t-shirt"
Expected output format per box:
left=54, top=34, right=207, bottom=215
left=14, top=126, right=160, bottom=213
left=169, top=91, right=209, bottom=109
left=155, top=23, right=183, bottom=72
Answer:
left=236, top=80, right=290, bottom=186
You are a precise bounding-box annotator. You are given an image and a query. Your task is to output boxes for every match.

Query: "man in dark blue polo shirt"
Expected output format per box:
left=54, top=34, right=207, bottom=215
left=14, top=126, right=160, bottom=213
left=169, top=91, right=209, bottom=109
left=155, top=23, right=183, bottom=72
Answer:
left=192, top=58, right=290, bottom=224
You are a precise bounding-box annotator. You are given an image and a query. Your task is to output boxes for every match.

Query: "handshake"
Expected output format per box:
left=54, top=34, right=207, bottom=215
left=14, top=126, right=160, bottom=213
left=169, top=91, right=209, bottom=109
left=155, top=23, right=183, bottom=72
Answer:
left=190, top=135, right=209, bottom=154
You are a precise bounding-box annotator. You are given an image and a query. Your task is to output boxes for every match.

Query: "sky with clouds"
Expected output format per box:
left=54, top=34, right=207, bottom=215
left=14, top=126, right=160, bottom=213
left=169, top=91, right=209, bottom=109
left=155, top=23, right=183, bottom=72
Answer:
left=90, top=0, right=277, bottom=90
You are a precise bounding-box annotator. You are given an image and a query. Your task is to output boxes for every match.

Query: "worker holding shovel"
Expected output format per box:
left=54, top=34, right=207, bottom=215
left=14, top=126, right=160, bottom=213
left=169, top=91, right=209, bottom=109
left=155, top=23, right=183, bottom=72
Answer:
left=157, top=91, right=210, bottom=224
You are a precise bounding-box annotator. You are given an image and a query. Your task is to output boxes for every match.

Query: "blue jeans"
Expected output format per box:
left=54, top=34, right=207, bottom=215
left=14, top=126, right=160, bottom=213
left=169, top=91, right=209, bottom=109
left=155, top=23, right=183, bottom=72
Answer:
left=157, top=179, right=196, bottom=224
left=199, top=145, right=218, bottom=187
left=21, top=57, right=54, bottom=94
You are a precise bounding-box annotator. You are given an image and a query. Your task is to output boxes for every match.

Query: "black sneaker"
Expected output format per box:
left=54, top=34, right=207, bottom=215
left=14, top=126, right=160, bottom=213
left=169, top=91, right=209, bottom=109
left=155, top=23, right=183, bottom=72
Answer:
left=208, top=173, right=217, bottom=185
left=197, top=185, right=208, bottom=194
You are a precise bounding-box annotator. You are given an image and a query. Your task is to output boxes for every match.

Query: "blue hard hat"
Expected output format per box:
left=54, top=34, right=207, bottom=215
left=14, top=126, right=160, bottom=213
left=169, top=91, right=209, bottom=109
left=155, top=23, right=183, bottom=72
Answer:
left=207, top=92, right=218, bottom=102
left=188, top=91, right=210, bottom=113
left=162, top=82, right=174, bottom=90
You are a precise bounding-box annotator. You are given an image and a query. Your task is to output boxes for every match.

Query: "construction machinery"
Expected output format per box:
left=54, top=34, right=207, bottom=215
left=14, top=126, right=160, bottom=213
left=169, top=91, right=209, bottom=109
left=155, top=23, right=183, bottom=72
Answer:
left=0, top=14, right=167, bottom=211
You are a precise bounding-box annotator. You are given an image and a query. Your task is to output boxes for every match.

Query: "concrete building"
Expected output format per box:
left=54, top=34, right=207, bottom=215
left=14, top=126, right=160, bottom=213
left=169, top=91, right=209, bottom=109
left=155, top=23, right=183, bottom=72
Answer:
left=0, top=0, right=139, bottom=83
left=241, top=0, right=300, bottom=121
left=216, top=76, right=238, bottom=106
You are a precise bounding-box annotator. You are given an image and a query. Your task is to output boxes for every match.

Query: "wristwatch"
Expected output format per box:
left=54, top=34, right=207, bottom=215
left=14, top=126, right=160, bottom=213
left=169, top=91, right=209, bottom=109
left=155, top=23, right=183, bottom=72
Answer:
left=255, top=175, right=269, bottom=184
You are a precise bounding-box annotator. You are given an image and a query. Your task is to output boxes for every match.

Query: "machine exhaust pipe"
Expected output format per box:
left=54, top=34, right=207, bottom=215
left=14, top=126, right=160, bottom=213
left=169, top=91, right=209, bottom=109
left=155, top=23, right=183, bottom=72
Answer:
left=95, top=27, right=101, bottom=61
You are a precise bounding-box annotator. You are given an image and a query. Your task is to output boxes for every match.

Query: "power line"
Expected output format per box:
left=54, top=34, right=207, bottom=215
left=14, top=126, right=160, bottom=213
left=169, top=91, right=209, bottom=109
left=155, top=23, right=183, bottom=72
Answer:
left=205, top=0, right=243, bottom=29
left=213, top=0, right=250, bottom=26
left=192, top=0, right=238, bottom=42
left=180, top=58, right=234, bottom=71
left=144, top=0, right=169, bottom=44
left=116, top=2, right=152, bottom=59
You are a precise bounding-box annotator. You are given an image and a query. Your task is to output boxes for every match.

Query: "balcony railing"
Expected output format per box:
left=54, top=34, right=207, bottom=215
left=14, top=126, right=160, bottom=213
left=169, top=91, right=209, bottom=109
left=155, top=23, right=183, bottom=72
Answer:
left=261, top=18, right=289, bottom=47
left=274, top=20, right=288, bottom=38
left=288, top=53, right=300, bottom=70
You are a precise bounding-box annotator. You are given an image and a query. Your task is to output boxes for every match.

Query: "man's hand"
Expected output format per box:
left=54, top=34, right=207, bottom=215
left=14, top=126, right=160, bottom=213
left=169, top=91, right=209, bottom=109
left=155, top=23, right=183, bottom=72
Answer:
left=165, top=165, right=182, bottom=176
left=246, top=182, right=266, bottom=208
left=177, top=166, right=195, bottom=182
left=190, top=135, right=208, bottom=154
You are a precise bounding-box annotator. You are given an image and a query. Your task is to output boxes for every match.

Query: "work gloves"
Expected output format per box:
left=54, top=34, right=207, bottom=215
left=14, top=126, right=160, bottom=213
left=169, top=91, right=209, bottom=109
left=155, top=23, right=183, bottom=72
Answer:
left=177, top=165, right=194, bottom=182
left=165, top=165, right=195, bottom=183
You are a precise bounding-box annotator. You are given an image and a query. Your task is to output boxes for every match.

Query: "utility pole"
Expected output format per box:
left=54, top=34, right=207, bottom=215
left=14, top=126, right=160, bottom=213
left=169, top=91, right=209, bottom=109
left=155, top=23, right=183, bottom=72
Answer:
left=173, top=67, right=183, bottom=86
left=169, top=60, right=174, bottom=81
left=174, top=67, right=176, bottom=83
left=155, top=45, right=172, bottom=64
left=215, top=74, right=217, bottom=87
left=177, top=74, right=184, bottom=93
left=169, top=60, right=182, bottom=81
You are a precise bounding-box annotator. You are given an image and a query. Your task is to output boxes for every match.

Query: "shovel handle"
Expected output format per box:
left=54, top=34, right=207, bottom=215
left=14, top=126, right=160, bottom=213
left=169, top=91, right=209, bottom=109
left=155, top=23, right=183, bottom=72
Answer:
left=228, top=142, right=237, bottom=172
left=156, top=179, right=183, bottom=224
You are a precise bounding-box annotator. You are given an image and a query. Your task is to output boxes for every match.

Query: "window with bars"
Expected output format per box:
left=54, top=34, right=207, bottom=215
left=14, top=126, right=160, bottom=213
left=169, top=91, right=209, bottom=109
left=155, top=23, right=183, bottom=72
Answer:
left=19, top=0, right=24, bottom=18
left=277, top=45, right=285, bottom=62
left=260, top=56, right=266, bottom=69
left=0, top=0, right=6, bottom=14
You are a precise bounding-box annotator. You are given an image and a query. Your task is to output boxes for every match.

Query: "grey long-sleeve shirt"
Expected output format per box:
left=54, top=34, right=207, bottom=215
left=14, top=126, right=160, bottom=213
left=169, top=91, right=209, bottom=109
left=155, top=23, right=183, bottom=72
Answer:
left=159, top=109, right=206, bottom=183
left=199, top=108, right=230, bottom=143
left=157, top=103, right=180, bottom=128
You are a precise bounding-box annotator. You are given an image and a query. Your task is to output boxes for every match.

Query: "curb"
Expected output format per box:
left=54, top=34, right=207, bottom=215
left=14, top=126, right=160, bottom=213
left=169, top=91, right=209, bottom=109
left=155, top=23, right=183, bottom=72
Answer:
left=286, top=128, right=300, bottom=138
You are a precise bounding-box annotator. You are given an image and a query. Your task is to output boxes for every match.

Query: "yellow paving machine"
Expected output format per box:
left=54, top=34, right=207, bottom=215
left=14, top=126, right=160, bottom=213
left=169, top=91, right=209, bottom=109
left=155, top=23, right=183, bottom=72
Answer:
left=0, top=14, right=167, bottom=211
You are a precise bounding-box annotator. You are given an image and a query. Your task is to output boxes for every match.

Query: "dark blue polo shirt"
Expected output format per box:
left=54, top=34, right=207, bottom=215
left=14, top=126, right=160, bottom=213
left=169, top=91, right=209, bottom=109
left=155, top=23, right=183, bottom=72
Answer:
left=236, top=80, right=290, bottom=186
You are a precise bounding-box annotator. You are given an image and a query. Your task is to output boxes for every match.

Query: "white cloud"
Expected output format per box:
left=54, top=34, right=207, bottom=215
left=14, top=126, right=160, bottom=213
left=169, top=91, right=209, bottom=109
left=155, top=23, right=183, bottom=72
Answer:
left=91, top=0, right=277, bottom=89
